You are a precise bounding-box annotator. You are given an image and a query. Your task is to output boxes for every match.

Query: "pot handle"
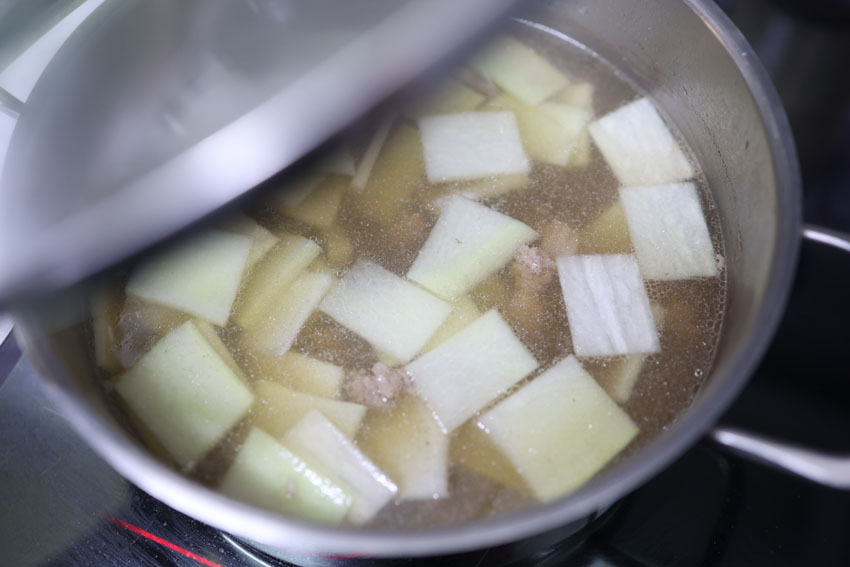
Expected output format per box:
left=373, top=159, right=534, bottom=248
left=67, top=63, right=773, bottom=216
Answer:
left=710, top=223, right=850, bottom=489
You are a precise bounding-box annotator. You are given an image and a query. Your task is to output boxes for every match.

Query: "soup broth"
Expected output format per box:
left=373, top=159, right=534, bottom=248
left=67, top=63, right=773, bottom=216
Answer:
left=91, top=26, right=725, bottom=530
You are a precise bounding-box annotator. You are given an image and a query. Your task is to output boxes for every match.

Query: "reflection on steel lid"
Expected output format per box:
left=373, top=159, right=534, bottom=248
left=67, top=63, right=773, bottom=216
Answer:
left=0, top=0, right=520, bottom=305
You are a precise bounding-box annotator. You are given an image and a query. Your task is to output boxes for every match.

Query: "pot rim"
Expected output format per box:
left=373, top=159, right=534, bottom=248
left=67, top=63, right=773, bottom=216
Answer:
left=14, top=0, right=802, bottom=558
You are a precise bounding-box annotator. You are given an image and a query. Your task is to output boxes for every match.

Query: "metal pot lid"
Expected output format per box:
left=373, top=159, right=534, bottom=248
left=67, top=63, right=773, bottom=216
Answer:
left=0, top=0, right=519, bottom=306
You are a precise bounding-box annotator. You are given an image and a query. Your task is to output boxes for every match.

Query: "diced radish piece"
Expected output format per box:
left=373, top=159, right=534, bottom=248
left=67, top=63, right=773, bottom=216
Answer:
left=406, top=78, right=486, bottom=119
left=314, top=146, right=355, bottom=177
left=354, top=123, right=424, bottom=224
left=406, top=309, right=539, bottom=432
left=219, top=428, right=351, bottom=524
left=460, top=172, right=530, bottom=198
left=243, top=271, right=333, bottom=356
left=350, top=115, right=394, bottom=192
left=90, top=283, right=122, bottom=372
left=595, top=304, right=666, bottom=404
left=116, top=296, right=187, bottom=369
left=319, top=259, right=452, bottom=363
left=358, top=396, right=449, bottom=500
left=126, top=230, right=252, bottom=326
left=569, top=129, right=592, bottom=168
left=539, top=102, right=593, bottom=166
left=308, top=257, right=335, bottom=276
left=120, top=295, right=187, bottom=335
left=552, top=82, right=595, bottom=110
left=321, top=226, right=354, bottom=266
left=422, top=295, right=481, bottom=353
left=265, top=351, right=344, bottom=398
left=588, top=97, right=694, bottom=186
left=284, top=410, right=397, bottom=524
left=272, top=173, right=326, bottom=208
left=453, top=65, right=502, bottom=99
left=234, top=235, right=320, bottom=329
left=374, top=349, right=402, bottom=368
left=407, top=195, right=538, bottom=299
left=419, top=111, right=530, bottom=183
left=115, top=321, right=254, bottom=469
left=253, top=381, right=366, bottom=439
left=417, top=173, right=529, bottom=206
left=451, top=421, right=529, bottom=494
left=192, top=319, right=245, bottom=379
left=557, top=254, right=659, bottom=357
left=470, top=36, right=569, bottom=105
left=275, top=175, right=348, bottom=230
left=485, top=95, right=590, bottom=167
left=218, top=213, right=278, bottom=271
left=478, top=355, right=638, bottom=501
left=582, top=200, right=633, bottom=255
left=597, top=355, right=644, bottom=405
left=619, top=183, right=718, bottom=280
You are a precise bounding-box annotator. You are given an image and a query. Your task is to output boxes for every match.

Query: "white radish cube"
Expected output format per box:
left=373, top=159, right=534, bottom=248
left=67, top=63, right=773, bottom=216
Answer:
left=406, top=77, right=486, bottom=119
left=470, top=36, right=569, bottom=105
left=253, top=381, right=366, bottom=439
left=255, top=380, right=363, bottom=436
left=588, top=97, right=694, bottom=186
left=243, top=271, right=333, bottom=356
left=90, top=284, right=122, bottom=373
left=459, top=172, right=530, bottom=199
left=218, top=214, right=279, bottom=271
left=595, top=304, right=666, bottom=404
left=406, top=309, right=539, bottom=432
left=219, top=428, right=351, bottom=524
left=557, top=254, right=659, bottom=357
left=569, top=129, right=592, bottom=169
left=597, top=355, right=645, bottom=405
left=539, top=102, right=593, bottom=166
left=126, top=230, right=252, bottom=326
left=272, top=173, right=325, bottom=208
left=422, top=295, right=482, bottom=353
left=284, top=410, right=397, bottom=524
left=234, top=235, right=321, bottom=329
left=479, top=355, right=638, bottom=501
left=358, top=396, right=449, bottom=500
left=407, top=195, right=538, bottom=299
left=353, top=123, right=424, bottom=225
left=582, top=200, right=633, bottom=255
left=319, top=259, right=452, bottom=363
left=350, top=116, right=394, bottom=192
left=450, top=421, right=529, bottom=494
left=553, top=82, right=595, bottom=110
left=272, top=351, right=344, bottom=398
left=276, top=175, right=348, bottom=230
left=115, top=321, right=254, bottom=469
left=192, top=319, right=245, bottom=379
left=619, top=183, right=718, bottom=280
left=419, top=111, right=530, bottom=183
left=486, top=95, right=591, bottom=167
left=314, top=146, right=355, bottom=176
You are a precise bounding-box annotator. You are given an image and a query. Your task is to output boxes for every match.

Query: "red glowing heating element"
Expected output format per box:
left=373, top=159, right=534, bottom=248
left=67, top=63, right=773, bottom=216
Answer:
left=107, top=515, right=224, bottom=567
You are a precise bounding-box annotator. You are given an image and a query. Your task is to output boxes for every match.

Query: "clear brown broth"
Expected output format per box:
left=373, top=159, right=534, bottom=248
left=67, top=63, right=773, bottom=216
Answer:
left=95, top=27, right=725, bottom=530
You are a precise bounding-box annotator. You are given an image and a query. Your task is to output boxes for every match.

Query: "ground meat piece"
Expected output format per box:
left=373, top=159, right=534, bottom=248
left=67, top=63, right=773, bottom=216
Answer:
left=507, top=245, right=556, bottom=335
left=511, top=244, right=555, bottom=279
left=386, top=210, right=431, bottom=250
left=344, top=362, right=413, bottom=408
left=540, top=219, right=579, bottom=258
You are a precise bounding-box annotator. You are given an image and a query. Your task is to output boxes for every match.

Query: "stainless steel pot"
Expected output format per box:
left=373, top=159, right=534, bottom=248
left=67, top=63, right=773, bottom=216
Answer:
left=7, top=0, right=811, bottom=559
